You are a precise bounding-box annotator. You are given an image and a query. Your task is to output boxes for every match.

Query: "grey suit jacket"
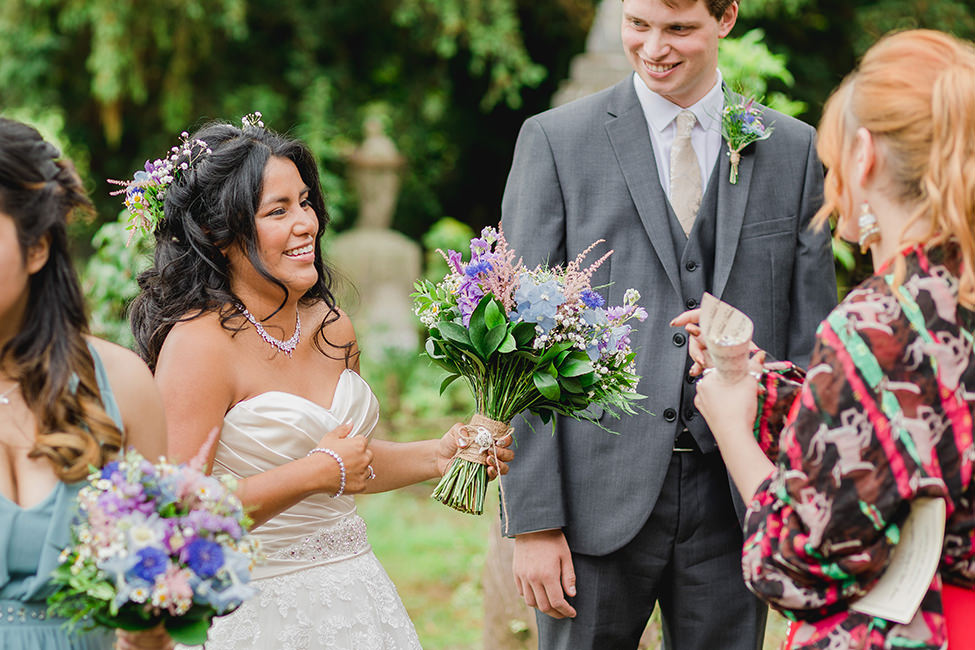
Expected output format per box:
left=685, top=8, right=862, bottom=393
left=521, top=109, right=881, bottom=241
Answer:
left=499, top=77, right=837, bottom=556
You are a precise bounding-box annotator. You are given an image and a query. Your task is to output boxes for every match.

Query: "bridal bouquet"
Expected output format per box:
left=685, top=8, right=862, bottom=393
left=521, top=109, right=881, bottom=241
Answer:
left=47, top=443, right=261, bottom=645
left=413, top=226, right=645, bottom=514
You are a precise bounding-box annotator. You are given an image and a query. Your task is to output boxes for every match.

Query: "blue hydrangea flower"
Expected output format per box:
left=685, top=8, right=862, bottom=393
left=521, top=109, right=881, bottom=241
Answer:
left=131, top=546, right=170, bottom=582
left=511, top=275, right=565, bottom=333
left=183, top=538, right=224, bottom=579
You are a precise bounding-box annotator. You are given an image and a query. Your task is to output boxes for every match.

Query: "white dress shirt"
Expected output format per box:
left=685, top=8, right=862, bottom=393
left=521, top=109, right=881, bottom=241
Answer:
left=632, top=70, right=725, bottom=200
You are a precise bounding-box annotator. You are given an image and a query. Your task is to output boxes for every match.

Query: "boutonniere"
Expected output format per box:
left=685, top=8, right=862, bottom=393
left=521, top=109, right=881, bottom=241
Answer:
left=721, top=89, right=774, bottom=184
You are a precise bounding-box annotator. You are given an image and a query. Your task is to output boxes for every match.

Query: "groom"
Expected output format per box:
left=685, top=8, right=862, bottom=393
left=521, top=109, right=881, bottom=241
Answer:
left=499, top=0, right=836, bottom=648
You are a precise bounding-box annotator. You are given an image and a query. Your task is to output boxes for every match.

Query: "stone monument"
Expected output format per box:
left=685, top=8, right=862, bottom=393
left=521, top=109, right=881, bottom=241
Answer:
left=329, top=116, right=421, bottom=360
left=551, top=0, right=631, bottom=107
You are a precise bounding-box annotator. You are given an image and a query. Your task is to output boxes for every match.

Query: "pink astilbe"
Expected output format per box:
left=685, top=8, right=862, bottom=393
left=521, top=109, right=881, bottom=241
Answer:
left=561, top=239, right=612, bottom=305
left=478, top=227, right=524, bottom=314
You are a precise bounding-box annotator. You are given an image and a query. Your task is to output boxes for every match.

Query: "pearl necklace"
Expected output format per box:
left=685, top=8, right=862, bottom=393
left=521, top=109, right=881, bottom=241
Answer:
left=237, top=305, right=301, bottom=357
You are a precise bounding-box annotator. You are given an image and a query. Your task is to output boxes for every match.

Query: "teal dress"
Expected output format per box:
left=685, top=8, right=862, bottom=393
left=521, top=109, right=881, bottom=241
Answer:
left=0, top=346, right=120, bottom=649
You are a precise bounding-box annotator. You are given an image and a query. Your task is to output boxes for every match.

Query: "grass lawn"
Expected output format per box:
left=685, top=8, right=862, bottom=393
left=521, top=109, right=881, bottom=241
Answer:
left=357, top=486, right=790, bottom=650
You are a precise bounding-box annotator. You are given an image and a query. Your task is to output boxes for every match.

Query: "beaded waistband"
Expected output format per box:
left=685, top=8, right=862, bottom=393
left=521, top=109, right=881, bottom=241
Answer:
left=265, top=515, right=370, bottom=564
left=1, top=600, right=58, bottom=626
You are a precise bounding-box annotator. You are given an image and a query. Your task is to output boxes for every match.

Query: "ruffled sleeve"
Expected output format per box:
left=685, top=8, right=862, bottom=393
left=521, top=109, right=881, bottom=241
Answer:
left=741, top=281, right=953, bottom=620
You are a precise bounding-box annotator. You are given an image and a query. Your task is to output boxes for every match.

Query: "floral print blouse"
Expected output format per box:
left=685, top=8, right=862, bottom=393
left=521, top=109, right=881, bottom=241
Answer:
left=744, top=244, right=975, bottom=649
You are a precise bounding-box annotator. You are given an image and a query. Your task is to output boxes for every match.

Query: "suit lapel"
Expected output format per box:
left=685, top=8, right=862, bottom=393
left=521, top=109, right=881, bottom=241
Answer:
left=713, top=91, right=755, bottom=299
left=604, top=82, right=682, bottom=297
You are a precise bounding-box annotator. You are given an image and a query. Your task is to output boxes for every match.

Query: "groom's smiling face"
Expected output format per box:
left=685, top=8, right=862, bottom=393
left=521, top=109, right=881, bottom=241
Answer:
left=621, top=0, right=737, bottom=108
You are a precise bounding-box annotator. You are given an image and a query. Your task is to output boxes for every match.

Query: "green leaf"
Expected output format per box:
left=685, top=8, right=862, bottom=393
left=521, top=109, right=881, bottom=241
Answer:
left=437, top=321, right=472, bottom=348
left=559, top=358, right=594, bottom=378
left=533, top=371, right=560, bottom=400
left=484, top=299, right=506, bottom=329
left=497, top=332, right=517, bottom=353
left=540, top=341, right=573, bottom=364
left=439, top=374, right=461, bottom=395
left=511, top=321, right=536, bottom=347
left=166, top=616, right=212, bottom=646
left=559, top=376, right=584, bottom=394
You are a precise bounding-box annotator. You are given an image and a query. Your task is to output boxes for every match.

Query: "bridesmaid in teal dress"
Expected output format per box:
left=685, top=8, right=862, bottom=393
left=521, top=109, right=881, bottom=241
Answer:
left=0, top=118, right=171, bottom=649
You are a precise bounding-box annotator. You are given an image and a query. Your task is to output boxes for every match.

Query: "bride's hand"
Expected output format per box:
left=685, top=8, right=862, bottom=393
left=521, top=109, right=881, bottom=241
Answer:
left=436, top=423, right=515, bottom=479
left=314, top=423, right=374, bottom=495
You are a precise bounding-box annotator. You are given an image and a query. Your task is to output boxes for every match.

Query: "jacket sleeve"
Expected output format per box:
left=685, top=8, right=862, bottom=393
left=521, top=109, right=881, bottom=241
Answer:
left=785, top=127, right=836, bottom=369
left=498, top=117, right=569, bottom=536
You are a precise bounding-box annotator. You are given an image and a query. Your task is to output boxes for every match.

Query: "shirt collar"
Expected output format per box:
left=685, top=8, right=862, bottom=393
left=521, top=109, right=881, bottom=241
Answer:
left=633, top=69, right=725, bottom=134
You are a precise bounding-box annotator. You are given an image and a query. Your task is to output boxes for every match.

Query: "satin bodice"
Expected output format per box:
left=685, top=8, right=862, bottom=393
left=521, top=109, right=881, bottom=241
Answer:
left=215, top=369, right=379, bottom=579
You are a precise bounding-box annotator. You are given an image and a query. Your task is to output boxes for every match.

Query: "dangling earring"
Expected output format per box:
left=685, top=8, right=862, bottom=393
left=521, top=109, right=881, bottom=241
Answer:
left=857, top=202, right=881, bottom=254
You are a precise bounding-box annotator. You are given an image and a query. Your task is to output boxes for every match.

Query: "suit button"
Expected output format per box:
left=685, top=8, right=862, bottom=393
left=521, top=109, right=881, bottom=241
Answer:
left=663, top=408, right=677, bottom=422
left=673, top=332, right=686, bottom=347
left=685, top=260, right=698, bottom=272
left=685, top=298, right=698, bottom=309
left=684, top=407, right=696, bottom=420
left=686, top=373, right=697, bottom=384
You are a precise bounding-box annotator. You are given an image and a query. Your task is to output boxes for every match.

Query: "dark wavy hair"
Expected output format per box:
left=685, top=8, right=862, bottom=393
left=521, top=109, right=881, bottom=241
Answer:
left=0, top=117, right=122, bottom=480
left=130, top=120, right=350, bottom=370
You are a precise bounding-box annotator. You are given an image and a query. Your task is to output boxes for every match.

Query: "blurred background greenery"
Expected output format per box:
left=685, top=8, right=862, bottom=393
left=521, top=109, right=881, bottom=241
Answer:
left=3, top=1, right=972, bottom=647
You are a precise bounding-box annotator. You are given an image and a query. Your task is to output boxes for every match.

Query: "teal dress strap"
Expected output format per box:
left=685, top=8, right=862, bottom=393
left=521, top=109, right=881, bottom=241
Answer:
left=85, top=341, right=124, bottom=435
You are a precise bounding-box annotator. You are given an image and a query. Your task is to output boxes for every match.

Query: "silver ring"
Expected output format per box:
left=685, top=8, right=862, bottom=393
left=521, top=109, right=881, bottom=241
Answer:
left=701, top=367, right=716, bottom=376
left=366, top=464, right=376, bottom=480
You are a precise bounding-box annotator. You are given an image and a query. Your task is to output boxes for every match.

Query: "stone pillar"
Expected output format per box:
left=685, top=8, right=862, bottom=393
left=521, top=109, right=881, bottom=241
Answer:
left=551, top=0, right=632, bottom=107
left=329, top=117, right=420, bottom=359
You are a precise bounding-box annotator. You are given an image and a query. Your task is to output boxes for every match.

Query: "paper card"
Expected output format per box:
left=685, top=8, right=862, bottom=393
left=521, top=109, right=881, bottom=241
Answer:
left=698, top=292, right=754, bottom=382
left=851, top=497, right=946, bottom=624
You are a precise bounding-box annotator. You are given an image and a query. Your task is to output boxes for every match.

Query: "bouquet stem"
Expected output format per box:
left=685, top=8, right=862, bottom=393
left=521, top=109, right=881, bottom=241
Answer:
left=431, top=414, right=512, bottom=515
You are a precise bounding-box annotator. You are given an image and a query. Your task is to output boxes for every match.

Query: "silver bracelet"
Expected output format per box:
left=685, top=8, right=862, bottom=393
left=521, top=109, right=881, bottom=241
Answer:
left=306, top=447, right=346, bottom=497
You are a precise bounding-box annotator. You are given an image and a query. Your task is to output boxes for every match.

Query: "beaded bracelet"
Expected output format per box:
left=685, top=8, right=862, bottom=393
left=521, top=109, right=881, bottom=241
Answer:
left=306, top=447, right=346, bottom=497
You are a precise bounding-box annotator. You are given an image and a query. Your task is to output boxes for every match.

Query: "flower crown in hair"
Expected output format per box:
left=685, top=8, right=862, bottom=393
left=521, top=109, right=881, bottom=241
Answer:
left=108, top=112, right=264, bottom=241
left=108, top=132, right=212, bottom=241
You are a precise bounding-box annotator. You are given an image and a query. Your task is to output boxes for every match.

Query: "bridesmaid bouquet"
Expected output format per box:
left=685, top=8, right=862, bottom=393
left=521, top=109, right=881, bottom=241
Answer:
left=412, top=226, right=645, bottom=514
left=47, top=440, right=261, bottom=645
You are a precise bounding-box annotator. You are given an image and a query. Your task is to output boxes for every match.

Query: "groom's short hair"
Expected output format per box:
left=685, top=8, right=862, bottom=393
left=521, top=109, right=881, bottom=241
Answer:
left=642, top=0, right=738, bottom=21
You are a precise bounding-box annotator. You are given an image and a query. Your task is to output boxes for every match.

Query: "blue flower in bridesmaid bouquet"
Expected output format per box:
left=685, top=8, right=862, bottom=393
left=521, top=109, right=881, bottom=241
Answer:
left=183, top=538, right=224, bottom=579
left=131, top=546, right=170, bottom=582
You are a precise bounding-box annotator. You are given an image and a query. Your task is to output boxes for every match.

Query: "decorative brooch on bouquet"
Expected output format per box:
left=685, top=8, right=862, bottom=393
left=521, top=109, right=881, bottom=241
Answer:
left=412, top=225, right=647, bottom=516
left=720, top=89, right=774, bottom=184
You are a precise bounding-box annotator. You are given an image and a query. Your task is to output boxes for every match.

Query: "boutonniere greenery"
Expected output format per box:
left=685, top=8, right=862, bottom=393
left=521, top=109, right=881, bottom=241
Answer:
left=720, top=89, right=774, bottom=184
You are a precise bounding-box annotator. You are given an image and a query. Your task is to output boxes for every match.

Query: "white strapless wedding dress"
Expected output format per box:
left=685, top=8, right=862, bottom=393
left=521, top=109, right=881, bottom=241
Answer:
left=201, top=370, right=422, bottom=649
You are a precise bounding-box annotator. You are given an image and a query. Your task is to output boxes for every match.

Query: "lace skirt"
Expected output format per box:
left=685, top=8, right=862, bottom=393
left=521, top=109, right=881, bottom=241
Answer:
left=200, top=550, right=421, bottom=649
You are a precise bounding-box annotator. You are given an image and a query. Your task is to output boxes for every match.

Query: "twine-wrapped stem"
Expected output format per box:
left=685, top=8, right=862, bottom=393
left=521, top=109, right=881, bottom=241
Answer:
left=432, top=414, right=513, bottom=516
left=728, top=148, right=743, bottom=184
left=455, top=414, right=513, bottom=464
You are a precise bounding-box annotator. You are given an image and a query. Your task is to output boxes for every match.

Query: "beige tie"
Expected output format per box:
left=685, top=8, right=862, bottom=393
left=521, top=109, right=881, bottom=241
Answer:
left=670, top=110, right=702, bottom=236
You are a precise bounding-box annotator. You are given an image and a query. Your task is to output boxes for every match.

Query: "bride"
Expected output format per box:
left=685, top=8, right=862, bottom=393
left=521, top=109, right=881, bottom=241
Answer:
left=128, top=116, right=512, bottom=649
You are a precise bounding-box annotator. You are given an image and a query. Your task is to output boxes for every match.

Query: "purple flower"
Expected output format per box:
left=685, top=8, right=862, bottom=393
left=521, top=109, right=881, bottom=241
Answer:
left=183, top=538, right=224, bottom=578
left=470, top=238, right=490, bottom=255
left=447, top=250, right=464, bottom=274
left=580, top=289, right=605, bottom=309
left=131, top=546, right=170, bottom=582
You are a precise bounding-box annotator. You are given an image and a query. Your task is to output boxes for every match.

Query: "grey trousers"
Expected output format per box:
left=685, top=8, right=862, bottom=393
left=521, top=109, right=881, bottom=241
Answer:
left=535, top=450, right=767, bottom=650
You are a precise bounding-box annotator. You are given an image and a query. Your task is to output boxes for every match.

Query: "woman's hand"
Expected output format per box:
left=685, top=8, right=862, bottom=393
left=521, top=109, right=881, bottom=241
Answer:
left=116, top=624, right=173, bottom=650
left=693, top=352, right=764, bottom=447
left=436, top=423, right=515, bottom=479
left=314, top=423, right=374, bottom=495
